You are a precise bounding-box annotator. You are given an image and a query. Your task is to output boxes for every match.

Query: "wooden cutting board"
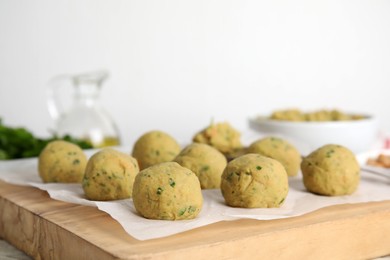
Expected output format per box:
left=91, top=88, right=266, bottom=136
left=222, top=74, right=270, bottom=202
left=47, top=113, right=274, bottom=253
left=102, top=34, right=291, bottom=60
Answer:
left=1, top=179, right=390, bottom=260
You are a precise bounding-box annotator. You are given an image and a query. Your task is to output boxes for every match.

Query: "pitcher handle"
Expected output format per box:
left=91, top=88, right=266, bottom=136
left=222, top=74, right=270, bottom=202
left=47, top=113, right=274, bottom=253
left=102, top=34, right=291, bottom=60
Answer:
left=47, top=74, right=72, bottom=121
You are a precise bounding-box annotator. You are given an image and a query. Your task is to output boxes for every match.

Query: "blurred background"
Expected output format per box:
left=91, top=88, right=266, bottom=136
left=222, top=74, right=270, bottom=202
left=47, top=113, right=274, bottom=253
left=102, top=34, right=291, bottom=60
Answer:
left=0, top=0, right=389, bottom=146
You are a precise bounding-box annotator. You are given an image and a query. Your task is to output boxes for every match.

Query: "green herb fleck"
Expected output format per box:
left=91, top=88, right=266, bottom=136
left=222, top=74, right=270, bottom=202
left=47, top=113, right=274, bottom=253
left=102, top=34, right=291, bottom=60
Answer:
left=157, top=187, right=163, bottom=195
left=227, top=172, right=234, bottom=181
left=169, top=178, right=176, bottom=188
left=179, top=207, right=187, bottom=216
left=326, top=149, right=335, bottom=158
left=201, top=165, right=210, bottom=172
left=256, top=165, right=262, bottom=170
left=73, top=159, right=80, bottom=165
left=83, top=179, right=90, bottom=187
left=187, top=206, right=196, bottom=213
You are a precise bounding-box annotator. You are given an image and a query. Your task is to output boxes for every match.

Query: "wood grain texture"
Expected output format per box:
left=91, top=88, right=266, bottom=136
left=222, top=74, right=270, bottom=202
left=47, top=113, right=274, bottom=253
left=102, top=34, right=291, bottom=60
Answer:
left=1, top=179, right=390, bottom=260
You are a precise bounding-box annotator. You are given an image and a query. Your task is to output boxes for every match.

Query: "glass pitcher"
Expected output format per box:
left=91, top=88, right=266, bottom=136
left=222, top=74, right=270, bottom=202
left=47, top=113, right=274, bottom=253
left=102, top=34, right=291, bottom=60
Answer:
left=47, top=70, right=121, bottom=148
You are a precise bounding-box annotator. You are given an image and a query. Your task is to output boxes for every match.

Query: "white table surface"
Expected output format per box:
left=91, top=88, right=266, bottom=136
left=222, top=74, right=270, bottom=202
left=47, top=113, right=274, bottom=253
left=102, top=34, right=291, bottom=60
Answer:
left=0, top=239, right=31, bottom=260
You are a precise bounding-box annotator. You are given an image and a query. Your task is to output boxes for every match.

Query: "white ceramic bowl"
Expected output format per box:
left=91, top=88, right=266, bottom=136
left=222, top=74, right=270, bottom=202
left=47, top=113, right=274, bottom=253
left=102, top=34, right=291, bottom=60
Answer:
left=248, top=115, right=379, bottom=155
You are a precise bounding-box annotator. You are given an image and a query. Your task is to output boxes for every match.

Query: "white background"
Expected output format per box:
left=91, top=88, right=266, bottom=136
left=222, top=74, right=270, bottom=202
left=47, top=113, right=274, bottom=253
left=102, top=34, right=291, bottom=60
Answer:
left=1, top=0, right=389, bottom=146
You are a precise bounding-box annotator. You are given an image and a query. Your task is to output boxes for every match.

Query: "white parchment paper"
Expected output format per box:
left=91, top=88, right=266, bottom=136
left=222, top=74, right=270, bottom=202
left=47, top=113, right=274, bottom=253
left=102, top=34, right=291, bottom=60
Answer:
left=0, top=149, right=389, bottom=240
